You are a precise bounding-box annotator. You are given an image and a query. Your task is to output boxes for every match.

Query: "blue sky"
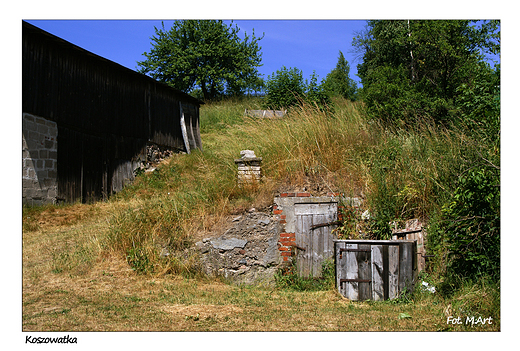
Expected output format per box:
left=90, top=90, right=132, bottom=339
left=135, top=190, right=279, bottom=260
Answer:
left=25, top=19, right=367, bottom=87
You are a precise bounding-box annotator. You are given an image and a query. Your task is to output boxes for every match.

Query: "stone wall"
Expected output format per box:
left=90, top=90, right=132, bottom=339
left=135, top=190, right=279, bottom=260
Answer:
left=194, top=211, right=281, bottom=285
left=22, top=113, right=58, bottom=205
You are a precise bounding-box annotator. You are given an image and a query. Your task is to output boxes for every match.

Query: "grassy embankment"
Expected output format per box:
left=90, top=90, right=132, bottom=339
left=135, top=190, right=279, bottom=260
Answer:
left=22, top=97, right=499, bottom=331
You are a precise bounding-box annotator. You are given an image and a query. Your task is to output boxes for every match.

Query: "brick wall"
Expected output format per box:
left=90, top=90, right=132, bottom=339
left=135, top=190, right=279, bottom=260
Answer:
left=22, top=113, right=58, bottom=205
left=273, top=192, right=313, bottom=263
left=234, top=157, right=262, bottom=185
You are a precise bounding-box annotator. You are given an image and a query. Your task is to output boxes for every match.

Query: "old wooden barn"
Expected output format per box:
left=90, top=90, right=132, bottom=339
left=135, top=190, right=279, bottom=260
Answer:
left=22, top=21, right=203, bottom=205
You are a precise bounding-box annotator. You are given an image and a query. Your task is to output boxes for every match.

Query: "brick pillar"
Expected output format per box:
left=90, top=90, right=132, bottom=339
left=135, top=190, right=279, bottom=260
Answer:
left=273, top=203, right=297, bottom=263
left=234, top=150, right=262, bottom=185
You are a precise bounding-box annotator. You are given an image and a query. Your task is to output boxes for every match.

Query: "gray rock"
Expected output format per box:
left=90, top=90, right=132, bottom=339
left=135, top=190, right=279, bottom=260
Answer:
left=257, top=218, right=270, bottom=225
left=240, top=150, right=256, bottom=158
left=211, top=237, right=247, bottom=250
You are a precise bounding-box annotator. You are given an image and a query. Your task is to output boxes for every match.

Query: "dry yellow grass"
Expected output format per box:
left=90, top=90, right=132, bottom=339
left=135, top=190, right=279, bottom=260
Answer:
left=22, top=211, right=499, bottom=332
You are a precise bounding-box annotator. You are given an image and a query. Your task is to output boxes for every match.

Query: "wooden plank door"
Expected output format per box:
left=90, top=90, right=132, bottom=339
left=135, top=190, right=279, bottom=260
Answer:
left=371, top=244, right=399, bottom=300
left=336, top=242, right=359, bottom=300
left=336, top=244, right=372, bottom=300
left=294, top=202, right=337, bottom=278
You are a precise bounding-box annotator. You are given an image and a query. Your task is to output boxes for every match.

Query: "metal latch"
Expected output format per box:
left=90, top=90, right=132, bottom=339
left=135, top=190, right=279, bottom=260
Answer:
left=310, top=221, right=341, bottom=230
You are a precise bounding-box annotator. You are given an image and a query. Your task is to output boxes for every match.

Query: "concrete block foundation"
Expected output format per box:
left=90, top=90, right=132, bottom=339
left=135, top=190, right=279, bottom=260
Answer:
left=22, top=113, right=58, bottom=205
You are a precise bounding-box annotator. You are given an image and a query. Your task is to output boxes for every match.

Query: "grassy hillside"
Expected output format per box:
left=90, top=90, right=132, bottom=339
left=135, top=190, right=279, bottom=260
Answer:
left=22, top=96, right=500, bottom=331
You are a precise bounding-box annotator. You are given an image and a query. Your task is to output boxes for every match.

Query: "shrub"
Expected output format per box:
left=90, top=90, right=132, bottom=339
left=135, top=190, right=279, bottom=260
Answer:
left=262, top=66, right=306, bottom=110
left=262, top=67, right=332, bottom=112
left=441, top=166, right=500, bottom=280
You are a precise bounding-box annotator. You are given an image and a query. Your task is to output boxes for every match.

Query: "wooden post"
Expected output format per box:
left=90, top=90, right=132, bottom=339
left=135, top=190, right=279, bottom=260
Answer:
left=179, top=102, right=190, bottom=154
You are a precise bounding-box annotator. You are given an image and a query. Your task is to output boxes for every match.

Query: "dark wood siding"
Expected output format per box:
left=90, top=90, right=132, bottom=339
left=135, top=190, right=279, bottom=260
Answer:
left=22, top=21, right=203, bottom=203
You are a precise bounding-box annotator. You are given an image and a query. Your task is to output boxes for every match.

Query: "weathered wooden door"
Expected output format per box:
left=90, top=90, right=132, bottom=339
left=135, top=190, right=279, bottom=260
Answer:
left=335, top=240, right=416, bottom=301
left=294, top=202, right=337, bottom=277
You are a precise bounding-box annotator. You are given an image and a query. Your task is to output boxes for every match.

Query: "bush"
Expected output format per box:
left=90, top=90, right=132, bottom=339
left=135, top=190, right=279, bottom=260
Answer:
left=262, top=66, right=306, bottom=110
left=262, top=67, right=332, bottom=112
left=441, top=166, right=500, bottom=280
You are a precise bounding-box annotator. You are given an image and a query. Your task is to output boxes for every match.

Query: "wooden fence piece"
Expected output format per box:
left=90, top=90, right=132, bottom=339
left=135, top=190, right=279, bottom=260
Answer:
left=388, top=245, right=399, bottom=299
left=371, top=245, right=384, bottom=301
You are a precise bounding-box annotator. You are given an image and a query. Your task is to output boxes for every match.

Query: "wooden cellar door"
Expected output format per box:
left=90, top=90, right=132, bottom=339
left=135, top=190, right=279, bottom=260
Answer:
left=335, top=241, right=415, bottom=301
left=294, top=202, right=337, bottom=278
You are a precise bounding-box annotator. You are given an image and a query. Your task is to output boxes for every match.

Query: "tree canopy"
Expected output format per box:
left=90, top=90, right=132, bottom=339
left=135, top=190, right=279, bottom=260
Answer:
left=354, top=20, right=500, bottom=124
left=137, top=20, right=264, bottom=100
left=262, top=67, right=331, bottom=111
left=321, top=51, right=358, bottom=101
left=353, top=20, right=500, bottom=281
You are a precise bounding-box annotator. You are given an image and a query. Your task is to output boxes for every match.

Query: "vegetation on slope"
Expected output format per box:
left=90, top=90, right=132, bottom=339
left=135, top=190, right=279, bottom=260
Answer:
left=23, top=95, right=499, bottom=331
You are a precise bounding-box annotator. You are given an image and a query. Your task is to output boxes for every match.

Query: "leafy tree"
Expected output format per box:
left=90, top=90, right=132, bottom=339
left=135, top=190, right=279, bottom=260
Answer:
left=262, top=67, right=332, bottom=111
left=440, top=61, right=500, bottom=281
left=354, top=20, right=500, bottom=124
left=353, top=20, right=501, bottom=281
left=262, top=66, right=306, bottom=109
left=137, top=20, right=264, bottom=100
left=306, top=71, right=333, bottom=111
left=455, top=62, right=500, bottom=142
left=321, top=51, right=358, bottom=100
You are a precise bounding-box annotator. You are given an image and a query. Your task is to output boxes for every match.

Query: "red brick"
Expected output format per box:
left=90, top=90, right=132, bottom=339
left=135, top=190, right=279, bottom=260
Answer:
left=297, top=192, right=311, bottom=197
left=281, top=251, right=292, bottom=256
left=279, top=238, right=295, bottom=245
left=279, top=220, right=286, bottom=224
left=280, top=215, right=286, bottom=220
left=278, top=246, right=291, bottom=251
left=273, top=209, right=283, bottom=215
left=279, top=233, right=292, bottom=237
left=280, top=193, right=288, bottom=197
